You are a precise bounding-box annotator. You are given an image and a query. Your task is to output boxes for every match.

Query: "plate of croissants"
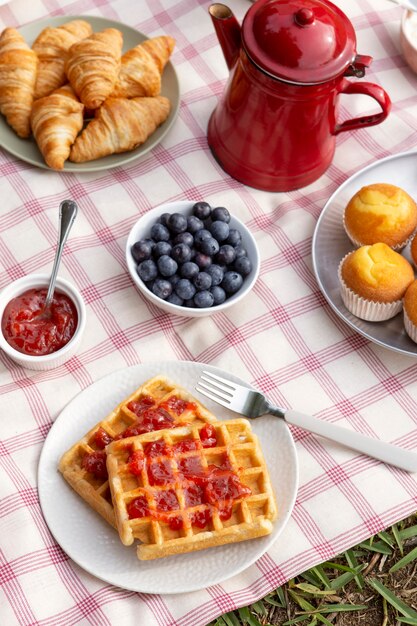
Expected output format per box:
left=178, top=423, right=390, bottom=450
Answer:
left=0, top=15, right=179, bottom=171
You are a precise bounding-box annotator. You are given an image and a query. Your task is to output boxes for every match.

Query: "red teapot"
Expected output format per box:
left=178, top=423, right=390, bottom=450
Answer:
left=208, top=0, right=391, bottom=192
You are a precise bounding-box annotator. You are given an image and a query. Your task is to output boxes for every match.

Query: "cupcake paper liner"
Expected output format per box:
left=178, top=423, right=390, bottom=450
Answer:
left=404, top=308, right=417, bottom=343
left=338, top=256, right=403, bottom=322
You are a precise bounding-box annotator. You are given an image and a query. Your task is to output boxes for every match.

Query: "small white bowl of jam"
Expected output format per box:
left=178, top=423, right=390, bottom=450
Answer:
left=0, top=273, right=86, bottom=371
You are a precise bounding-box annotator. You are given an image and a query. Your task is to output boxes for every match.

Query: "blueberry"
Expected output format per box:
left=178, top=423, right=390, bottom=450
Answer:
left=221, top=271, right=243, bottom=294
left=193, top=201, right=211, bottom=220
left=206, top=264, right=224, bottom=286
left=168, top=274, right=180, bottom=287
left=211, top=285, right=226, bottom=305
left=180, top=261, right=199, bottom=279
left=150, top=222, right=170, bottom=242
left=212, top=206, right=230, bottom=223
left=194, top=290, right=214, bottom=308
left=193, top=271, right=212, bottom=291
left=194, top=252, right=212, bottom=270
left=171, top=243, right=192, bottom=264
left=216, top=244, right=236, bottom=265
left=168, top=212, right=188, bottom=234
left=159, top=212, right=171, bottom=227
left=226, top=228, right=242, bottom=247
left=209, top=220, right=230, bottom=242
left=200, top=237, right=220, bottom=256
left=234, top=245, right=247, bottom=259
left=234, top=256, right=252, bottom=276
left=145, top=279, right=155, bottom=291
left=153, top=241, right=172, bottom=258
left=174, top=232, right=194, bottom=247
left=194, top=229, right=212, bottom=247
left=137, top=259, right=158, bottom=282
left=184, top=298, right=196, bottom=308
left=157, top=255, right=178, bottom=277
left=131, top=240, right=152, bottom=263
left=187, top=215, right=204, bottom=234
left=175, top=279, right=196, bottom=300
left=152, top=278, right=173, bottom=300
left=167, top=293, right=184, bottom=306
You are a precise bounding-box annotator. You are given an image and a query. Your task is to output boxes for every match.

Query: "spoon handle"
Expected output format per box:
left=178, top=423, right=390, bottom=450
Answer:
left=44, top=200, right=78, bottom=309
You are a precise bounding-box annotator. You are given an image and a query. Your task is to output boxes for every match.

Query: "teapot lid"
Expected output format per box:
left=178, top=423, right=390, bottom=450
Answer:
left=242, top=0, right=357, bottom=84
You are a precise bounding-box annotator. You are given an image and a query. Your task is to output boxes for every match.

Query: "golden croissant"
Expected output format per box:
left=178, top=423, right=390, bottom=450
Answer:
left=65, top=28, right=123, bottom=110
left=112, top=35, right=175, bottom=98
left=0, top=27, right=38, bottom=138
left=32, top=20, right=93, bottom=100
left=69, top=96, right=170, bottom=163
left=31, top=84, right=84, bottom=170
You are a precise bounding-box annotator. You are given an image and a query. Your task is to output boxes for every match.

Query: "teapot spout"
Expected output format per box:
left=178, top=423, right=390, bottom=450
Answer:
left=209, top=4, right=241, bottom=70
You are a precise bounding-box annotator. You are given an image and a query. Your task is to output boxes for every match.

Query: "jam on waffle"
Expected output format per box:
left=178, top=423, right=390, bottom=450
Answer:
left=106, top=418, right=278, bottom=560
left=58, top=376, right=217, bottom=527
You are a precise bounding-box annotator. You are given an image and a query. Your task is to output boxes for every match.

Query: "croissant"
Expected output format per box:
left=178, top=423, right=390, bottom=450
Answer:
left=31, top=85, right=84, bottom=170
left=69, top=96, right=170, bottom=163
left=65, top=28, right=123, bottom=110
left=32, top=20, right=93, bottom=100
left=0, top=27, right=38, bottom=138
left=111, top=36, right=175, bottom=98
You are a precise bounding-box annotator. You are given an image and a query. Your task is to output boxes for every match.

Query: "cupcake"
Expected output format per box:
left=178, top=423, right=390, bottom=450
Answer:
left=339, top=242, right=414, bottom=321
left=343, top=183, right=417, bottom=250
left=403, top=279, right=417, bottom=342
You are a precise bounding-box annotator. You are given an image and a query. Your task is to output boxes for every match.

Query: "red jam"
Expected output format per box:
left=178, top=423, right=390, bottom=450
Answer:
left=127, top=450, right=145, bottom=476
left=124, top=434, right=251, bottom=530
left=199, top=424, right=217, bottom=448
left=1, top=287, right=78, bottom=356
left=81, top=396, right=234, bottom=526
left=121, top=407, right=174, bottom=437
left=159, top=396, right=197, bottom=415
left=147, top=459, right=175, bottom=486
left=127, top=495, right=149, bottom=519
left=94, top=427, right=114, bottom=449
left=81, top=450, right=108, bottom=479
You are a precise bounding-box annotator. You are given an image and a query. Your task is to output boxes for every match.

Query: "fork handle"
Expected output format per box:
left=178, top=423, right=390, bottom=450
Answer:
left=280, top=409, right=417, bottom=473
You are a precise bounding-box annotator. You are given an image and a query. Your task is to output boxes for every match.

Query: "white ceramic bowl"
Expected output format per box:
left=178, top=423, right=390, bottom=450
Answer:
left=401, top=10, right=417, bottom=74
left=0, top=274, right=86, bottom=370
left=126, top=201, right=260, bottom=317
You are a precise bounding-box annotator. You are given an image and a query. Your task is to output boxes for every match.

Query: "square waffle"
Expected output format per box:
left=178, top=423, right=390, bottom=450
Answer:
left=106, top=418, right=278, bottom=560
left=58, top=376, right=217, bottom=527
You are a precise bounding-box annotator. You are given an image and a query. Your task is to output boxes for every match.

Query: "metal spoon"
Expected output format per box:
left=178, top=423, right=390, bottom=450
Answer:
left=44, top=200, right=78, bottom=311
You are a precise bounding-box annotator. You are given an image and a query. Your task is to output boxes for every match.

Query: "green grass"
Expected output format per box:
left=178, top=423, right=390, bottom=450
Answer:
left=207, top=514, right=417, bottom=626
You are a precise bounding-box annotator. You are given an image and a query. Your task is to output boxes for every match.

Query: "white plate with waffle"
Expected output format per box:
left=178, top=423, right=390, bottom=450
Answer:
left=38, top=361, right=298, bottom=594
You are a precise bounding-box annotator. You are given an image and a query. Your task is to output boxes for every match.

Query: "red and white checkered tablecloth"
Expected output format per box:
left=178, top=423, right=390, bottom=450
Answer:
left=1, top=0, right=417, bottom=624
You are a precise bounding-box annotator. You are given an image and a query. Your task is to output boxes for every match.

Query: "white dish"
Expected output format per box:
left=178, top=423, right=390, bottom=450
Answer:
left=312, top=149, right=417, bottom=357
left=0, top=273, right=86, bottom=370
left=125, top=201, right=260, bottom=317
left=38, top=361, right=298, bottom=594
left=0, top=16, right=179, bottom=172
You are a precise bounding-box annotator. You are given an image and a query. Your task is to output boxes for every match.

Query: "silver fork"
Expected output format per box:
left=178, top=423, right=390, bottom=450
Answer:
left=196, top=371, right=417, bottom=473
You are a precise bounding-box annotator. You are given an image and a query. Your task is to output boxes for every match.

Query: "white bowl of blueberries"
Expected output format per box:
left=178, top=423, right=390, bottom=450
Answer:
left=125, top=200, right=260, bottom=317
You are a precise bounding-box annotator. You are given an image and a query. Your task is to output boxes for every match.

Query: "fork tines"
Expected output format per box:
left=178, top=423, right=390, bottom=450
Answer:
left=195, top=370, right=236, bottom=407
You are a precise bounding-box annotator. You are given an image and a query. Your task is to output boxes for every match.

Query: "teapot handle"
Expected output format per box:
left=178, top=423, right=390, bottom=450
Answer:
left=334, top=80, right=391, bottom=135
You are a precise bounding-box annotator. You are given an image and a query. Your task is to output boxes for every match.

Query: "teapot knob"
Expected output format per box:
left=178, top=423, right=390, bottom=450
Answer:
left=294, top=8, right=315, bottom=26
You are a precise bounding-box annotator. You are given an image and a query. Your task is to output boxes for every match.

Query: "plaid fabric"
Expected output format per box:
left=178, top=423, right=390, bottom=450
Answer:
left=1, top=0, right=417, bottom=624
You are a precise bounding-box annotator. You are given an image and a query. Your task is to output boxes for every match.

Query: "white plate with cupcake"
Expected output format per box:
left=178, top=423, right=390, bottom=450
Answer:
left=312, top=149, right=417, bottom=357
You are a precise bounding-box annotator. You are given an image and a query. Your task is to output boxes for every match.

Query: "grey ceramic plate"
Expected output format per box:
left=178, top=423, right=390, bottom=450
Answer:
left=0, top=15, right=180, bottom=172
left=312, top=150, right=417, bottom=357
